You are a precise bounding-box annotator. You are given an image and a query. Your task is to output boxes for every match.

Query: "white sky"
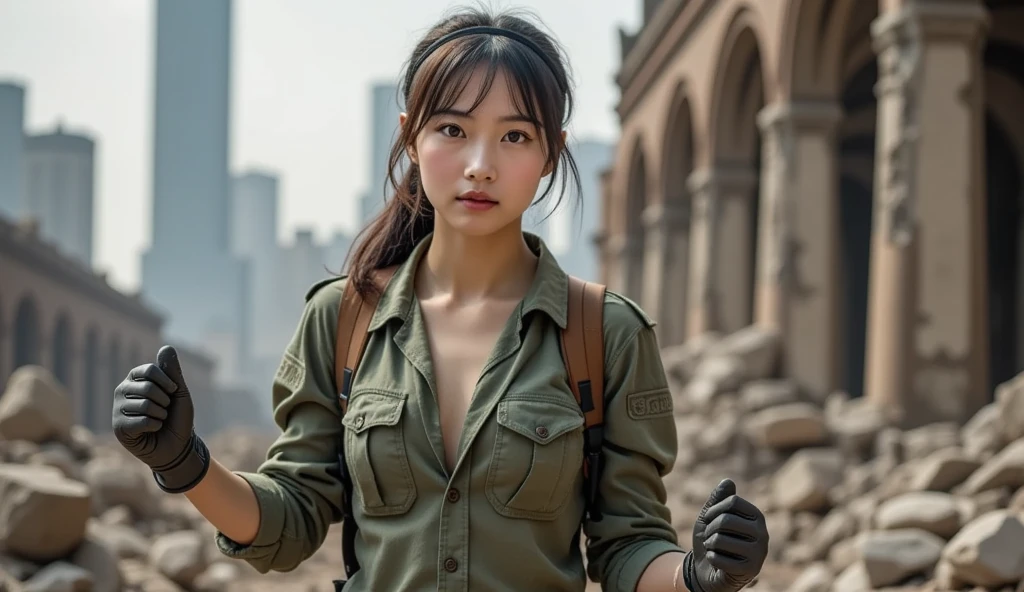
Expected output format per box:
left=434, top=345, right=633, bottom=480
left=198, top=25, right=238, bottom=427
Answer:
left=0, top=0, right=639, bottom=292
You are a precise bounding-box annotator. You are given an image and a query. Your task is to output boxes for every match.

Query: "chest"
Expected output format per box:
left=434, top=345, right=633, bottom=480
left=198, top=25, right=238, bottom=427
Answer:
left=418, top=299, right=519, bottom=467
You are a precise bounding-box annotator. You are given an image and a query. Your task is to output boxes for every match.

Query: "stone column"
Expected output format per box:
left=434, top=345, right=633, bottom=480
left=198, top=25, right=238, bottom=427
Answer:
left=641, top=199, right=690, bottom=346
left=605, top=234, right=642, bottom=296
left=685, top=166, right=759, bottom=337
left=756, top=99, right=844, bottom=399
left=864, top=0, right=989, bottom=426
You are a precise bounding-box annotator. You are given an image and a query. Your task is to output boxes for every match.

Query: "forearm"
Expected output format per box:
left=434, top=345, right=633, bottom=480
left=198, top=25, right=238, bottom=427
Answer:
left=637, top=551, right=687, bottom=592
left=184, top=456, right=261, bottom=545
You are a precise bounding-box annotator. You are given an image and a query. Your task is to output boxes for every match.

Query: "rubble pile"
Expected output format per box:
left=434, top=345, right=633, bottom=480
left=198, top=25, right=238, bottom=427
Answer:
left=659, top=327, right=1024, bottom=592
left=0, top=365, right=334, bottom=592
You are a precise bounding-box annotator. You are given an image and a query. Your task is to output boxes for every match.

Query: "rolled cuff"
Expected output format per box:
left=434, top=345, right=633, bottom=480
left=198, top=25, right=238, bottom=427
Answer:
left=609, top=539, right=685, bottom=592
left=213, top=472, right=288, bottom=568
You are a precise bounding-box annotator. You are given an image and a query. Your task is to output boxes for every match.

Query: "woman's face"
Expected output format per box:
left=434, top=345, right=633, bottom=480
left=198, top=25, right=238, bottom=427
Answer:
left=402, top=65, right=558, bottom=238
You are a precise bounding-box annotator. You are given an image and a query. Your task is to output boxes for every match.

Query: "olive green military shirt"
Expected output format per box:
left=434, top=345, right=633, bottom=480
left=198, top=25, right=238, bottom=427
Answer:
left=214, top=232, right=684, bottom=591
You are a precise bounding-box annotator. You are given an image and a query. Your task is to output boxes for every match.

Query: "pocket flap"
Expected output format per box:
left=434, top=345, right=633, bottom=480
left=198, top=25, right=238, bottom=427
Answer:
left=496, top=398, right=584, bottom=444
left=341, top=390, right=407, bottom=434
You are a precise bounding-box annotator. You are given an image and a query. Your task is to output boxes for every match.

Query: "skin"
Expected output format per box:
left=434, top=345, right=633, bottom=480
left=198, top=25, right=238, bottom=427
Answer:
left=181, top=63, right=688, bottom=590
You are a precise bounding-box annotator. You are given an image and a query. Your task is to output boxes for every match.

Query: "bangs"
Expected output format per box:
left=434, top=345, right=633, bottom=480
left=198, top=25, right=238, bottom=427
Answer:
left=412, top=36, right=564, bottom=140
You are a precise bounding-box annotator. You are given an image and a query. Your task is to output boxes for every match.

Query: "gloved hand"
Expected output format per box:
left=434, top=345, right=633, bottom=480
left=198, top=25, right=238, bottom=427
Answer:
left=112, top=345, right=210, bottom=493
left=683, top=478, right=769, bottom=592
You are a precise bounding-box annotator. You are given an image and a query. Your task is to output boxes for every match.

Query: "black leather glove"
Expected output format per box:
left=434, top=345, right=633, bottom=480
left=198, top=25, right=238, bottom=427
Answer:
left=684, top=479, right=769, bottom=592
left=112, top=345, right=210, bottom=493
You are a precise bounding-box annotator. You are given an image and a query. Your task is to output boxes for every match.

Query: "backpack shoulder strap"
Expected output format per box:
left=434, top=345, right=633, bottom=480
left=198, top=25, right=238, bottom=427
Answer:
left=332, top=265, right=397, bottom=582
left=561, top=275, right=607, bottom=520
left=334, top=266, right=398, bottom=415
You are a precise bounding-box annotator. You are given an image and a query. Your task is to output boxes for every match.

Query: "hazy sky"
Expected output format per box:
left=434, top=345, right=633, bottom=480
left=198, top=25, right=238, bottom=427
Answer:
left=0, top=0, right=639, bottom=292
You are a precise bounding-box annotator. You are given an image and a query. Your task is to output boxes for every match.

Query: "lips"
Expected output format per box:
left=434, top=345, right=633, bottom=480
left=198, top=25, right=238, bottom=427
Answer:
left=458, top=191, right=496, bottom=204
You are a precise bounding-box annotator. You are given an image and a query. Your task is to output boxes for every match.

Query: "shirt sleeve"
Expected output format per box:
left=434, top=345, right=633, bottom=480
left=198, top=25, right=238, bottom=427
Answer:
left=583, top=292, right=685, bottom=590
left=213, top=278, right=346, bottom=573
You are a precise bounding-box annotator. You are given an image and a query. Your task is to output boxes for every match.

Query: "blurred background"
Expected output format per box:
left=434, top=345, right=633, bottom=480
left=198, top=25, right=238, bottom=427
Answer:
left=2, top=0, right=1024, bottom=591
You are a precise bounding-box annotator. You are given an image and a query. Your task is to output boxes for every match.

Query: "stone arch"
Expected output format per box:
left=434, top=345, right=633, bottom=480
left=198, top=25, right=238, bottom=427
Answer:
left=983, top=17, right=1024, bottom=392
left=707, top=7, right=767, bottom=331
left=779, top=0, right=868, bottom=100
left=656, top=83, right=696, bottom=344
left=83, top=326, right=100, bottom=431
left=52, top=313, right=73, bottom=388
left=13, top=294, right=41, bottom=370
left=625, top=139, right=649, bottom=299
left=836, top=1, right=880, bottom=398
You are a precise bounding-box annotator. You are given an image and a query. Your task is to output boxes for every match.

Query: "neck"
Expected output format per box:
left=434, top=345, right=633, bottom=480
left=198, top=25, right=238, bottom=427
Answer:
left=418, top=219, right=538, bottom=304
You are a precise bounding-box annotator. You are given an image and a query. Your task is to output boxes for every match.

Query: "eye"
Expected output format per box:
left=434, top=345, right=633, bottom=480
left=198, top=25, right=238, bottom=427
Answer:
left=505, top=130, right=530, bottom=144
left=439, top=124, right=463, bottom=138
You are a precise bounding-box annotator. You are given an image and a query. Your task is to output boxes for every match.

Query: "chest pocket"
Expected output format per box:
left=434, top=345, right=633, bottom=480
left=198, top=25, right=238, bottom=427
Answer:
left=485, top=395, right=585, bottom=521
left=342, top=389, right=417, bottom=517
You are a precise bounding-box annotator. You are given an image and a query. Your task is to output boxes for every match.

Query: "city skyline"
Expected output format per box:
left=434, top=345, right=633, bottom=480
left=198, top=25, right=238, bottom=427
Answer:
left=0, top=0, right=640, bottom=293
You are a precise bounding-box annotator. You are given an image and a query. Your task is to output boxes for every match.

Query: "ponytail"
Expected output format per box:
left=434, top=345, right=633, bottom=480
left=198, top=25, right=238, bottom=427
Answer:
left=344, top=160, right=433, bottom=300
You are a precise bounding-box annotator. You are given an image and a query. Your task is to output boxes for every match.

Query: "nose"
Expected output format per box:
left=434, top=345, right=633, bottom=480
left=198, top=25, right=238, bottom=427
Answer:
left=464, top=141, right=497, bottom=182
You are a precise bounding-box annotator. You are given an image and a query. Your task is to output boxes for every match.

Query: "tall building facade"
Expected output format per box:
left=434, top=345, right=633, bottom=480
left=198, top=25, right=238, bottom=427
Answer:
left=141, top=0, right=247, bottom=372
left=22, top=124, right=96, bottom=266
left=0, top=82, right=26, bottom=220
left=358, top=82, right=403, bottom=226
left=600, top=0, right=1023, bottom=429
left=229, top=170, right=280, bottom=365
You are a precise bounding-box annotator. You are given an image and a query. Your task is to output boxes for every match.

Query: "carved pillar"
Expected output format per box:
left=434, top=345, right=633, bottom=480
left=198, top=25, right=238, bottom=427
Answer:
left=756, top=100, right=843, bottom=399
left=686, top=167, right=759, bottom=337
left=864, top=0, right=989, bottom=426
left=641, top=199, right=690, bottom=346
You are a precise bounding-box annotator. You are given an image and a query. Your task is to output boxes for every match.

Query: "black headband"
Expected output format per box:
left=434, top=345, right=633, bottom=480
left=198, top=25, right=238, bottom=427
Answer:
left=405, top=25, right=564, bottom=94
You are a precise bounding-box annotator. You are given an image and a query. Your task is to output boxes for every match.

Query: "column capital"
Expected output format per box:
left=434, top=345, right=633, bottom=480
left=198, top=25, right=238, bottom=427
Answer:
left=686, top=165, right=758, bottom=196
left=872, top=0, right=989, bottom=51
left=757, top=100, right=844, bottom=134
left=641, top=200, right=689, bottom=231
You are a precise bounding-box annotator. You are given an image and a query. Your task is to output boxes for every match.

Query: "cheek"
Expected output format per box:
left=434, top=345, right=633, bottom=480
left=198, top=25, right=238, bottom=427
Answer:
left=417, top=141, right=461, bottom=192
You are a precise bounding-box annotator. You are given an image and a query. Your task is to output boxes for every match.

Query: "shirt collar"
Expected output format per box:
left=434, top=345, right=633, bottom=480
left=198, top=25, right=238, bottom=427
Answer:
left=368, top=231, right=569, bottom=331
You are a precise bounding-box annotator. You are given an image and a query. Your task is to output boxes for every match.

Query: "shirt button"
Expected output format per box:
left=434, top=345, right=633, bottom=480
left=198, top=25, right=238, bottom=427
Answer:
left=536, top=426, right=549, bottom=439
left=354, top=416, right=364, bottom=428
left=446, top=488, right=461, bottom=503
left=444, top=558, right=458, bottom=572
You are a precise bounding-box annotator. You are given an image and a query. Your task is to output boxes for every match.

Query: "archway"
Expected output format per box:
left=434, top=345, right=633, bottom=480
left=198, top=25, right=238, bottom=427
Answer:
left=832, top=1, right=879, bottom=398
left=983, top=15, right=1024, bottom=393
left=625, top=145, right=648, bottom=300
left=709, top=16, right=765, bottom=332
left=52, top=314, right=72, bottom=387
left=658, top=90, right=695, bottom=345
left=84, top=327, right=99, bottom=430
left=13, top=296, right=40, bottom=369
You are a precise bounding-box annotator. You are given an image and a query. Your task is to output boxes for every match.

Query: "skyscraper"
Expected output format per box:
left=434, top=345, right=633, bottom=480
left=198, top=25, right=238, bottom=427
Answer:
left=141, top=0, right=247, bottom=367
left=22, top=123, right=96, bottom=265
left=359, top=82, right=404, bottom=226
left=229, top=170, right=280, bottom=365
left=0, top=82, right=26, bottom=220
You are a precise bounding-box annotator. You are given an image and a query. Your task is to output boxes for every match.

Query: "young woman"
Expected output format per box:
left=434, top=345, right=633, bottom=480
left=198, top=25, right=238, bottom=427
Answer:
left=112, top=6, right=768, bottom=591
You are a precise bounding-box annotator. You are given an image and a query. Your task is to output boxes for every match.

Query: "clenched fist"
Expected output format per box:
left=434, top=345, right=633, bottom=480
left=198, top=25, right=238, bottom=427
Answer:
left=684, top=479, right=770, bottom=592
left=112, top=345, right=210, bottom=493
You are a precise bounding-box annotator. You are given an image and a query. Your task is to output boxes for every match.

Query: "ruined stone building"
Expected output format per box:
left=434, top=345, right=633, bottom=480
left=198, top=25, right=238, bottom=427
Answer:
left=597, top=0, right=1023, bottom=428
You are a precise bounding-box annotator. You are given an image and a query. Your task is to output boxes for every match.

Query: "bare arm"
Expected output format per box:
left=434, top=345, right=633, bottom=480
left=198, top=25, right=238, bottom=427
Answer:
left=185, top=457, right=262, bottom=546
left=637, top=551, right=687, bottom=592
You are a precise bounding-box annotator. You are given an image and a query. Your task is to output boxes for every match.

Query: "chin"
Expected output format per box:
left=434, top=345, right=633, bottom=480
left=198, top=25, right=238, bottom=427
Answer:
left=440, top=208, right=516, bottom=238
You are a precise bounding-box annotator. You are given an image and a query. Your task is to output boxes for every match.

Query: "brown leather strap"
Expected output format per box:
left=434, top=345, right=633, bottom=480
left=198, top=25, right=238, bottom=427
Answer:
left=561, top=275, right=606, bottom=477
left=334, top=266, right=398, bottom=414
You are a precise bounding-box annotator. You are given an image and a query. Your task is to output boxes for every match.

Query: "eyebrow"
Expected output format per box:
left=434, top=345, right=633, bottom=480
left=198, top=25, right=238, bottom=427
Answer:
left=433, top=108, right=538, bottom=126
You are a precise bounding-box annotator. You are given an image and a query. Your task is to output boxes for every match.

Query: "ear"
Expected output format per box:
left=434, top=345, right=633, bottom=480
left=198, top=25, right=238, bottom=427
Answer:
left=400, top=112, right=418, bottom=164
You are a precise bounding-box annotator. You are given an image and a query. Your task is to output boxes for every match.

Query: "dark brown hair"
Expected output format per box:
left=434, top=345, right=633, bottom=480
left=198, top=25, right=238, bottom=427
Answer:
left=343, top=5, right=582, bottom=299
